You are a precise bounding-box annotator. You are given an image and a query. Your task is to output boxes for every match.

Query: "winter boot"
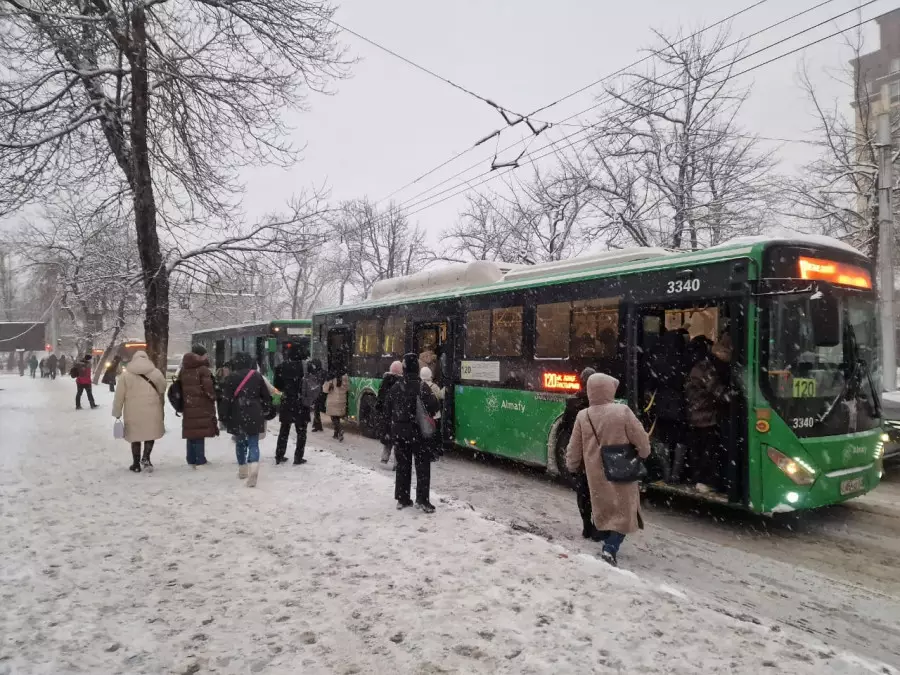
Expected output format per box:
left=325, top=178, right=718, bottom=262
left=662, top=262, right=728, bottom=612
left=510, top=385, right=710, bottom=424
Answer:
left=129, top=446, right=141, bottom=473
left=238, top=464, right=249, bottom=479
left=600, top=550, right=618, bottom=567
left=246, top=462, right=260, bottom=488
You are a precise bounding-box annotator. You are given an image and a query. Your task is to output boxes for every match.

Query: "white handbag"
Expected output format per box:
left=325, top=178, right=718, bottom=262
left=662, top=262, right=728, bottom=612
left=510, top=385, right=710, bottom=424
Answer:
left=113, top=418, right=125, bottom=440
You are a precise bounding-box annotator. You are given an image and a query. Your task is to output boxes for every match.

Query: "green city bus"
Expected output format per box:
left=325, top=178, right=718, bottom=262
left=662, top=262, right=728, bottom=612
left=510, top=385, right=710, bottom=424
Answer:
left=311, top=237, right=886, bottom=514
left=191, top=319, right=312, bottom=380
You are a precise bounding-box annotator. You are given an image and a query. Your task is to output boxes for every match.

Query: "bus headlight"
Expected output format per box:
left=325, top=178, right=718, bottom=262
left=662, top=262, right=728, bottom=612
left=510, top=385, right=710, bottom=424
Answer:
left=767, top=447, right=816, bottom=486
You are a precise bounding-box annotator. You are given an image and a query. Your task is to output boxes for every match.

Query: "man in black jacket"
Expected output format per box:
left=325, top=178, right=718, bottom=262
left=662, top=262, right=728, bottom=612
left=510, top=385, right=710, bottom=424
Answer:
left=273, top=345, right=310, bottom=466
left=385, top=353, right=440, bottom=512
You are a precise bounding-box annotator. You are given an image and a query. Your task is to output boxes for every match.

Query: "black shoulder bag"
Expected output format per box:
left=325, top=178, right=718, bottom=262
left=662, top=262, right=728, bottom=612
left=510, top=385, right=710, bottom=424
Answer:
left=585, top=412, right=646, bottom=483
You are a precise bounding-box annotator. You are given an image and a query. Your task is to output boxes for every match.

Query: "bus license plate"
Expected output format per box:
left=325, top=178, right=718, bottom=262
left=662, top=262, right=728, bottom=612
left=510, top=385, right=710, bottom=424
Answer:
left=840, top=477, right=864, bottom=496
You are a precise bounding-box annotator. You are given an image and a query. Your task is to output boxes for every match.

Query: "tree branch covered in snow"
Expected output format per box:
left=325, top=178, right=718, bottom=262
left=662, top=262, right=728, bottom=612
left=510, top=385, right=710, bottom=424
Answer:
left=445, top=165, right=590, bottom=264
left=0, top=0, right=349, bottom=365
left=573, top=26, right=777, bottom=251
left=331, top=199, right=430, bottom=302
left=780, top=31, right=900, bottom=266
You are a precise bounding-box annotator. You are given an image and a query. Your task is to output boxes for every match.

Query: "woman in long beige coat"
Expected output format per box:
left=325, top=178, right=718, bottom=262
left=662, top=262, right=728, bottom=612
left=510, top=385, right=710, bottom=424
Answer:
left=112, top=351, right=167, bottom=473
left=566, top=372, right=650, bottom=566
left=323, top=371, right=349, bottom=442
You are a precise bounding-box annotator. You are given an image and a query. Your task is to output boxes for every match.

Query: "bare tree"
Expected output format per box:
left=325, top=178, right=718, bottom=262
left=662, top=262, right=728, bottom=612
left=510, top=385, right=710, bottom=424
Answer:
left=333, top=199, right=430, bottom=301
left=0, top=247, right=17, bottom=321
left=781, top=32, right=900, bottom=267
left=576, top=26, right=776, bottom=251
left=11, top=190, right=144, bottom=358
left=445, top=165, right=590, bottom=264
left=444, top=193, right=524, bottom=263
left=274, top=249, right=342, bottom=318
left=0, top=0, right=348, bottom=366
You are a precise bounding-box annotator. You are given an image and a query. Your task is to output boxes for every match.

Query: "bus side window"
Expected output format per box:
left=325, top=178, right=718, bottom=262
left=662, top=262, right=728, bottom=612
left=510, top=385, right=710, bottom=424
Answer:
left=355, top=320, right=380, bottom=356
left=572, top=298, right=620, bottom=359
left=535, top=302, right=570, bottom=359
left=465, top=310, right=491, bottom=358
left=490, top=306, right=523, bottom=357
left=383, top=316, right=405, bottom=356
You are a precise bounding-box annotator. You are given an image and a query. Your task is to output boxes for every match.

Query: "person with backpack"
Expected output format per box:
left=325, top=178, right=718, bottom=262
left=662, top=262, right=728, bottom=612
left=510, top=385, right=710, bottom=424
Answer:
left=73, top=355, right=98, bottom=409
left=112, top=351, right=167, bottom=473
left=178, top=345, right=218, bottom=468
left=219, top=351, right=272, bottom=487
left=566, top=373, right=651, bottom=567
left=385, top=353, right=440, bottom=513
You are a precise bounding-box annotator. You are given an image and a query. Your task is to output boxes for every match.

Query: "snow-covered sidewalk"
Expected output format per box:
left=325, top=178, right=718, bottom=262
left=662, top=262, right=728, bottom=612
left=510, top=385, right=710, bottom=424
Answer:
left=0, top=375, right=892, bottom=674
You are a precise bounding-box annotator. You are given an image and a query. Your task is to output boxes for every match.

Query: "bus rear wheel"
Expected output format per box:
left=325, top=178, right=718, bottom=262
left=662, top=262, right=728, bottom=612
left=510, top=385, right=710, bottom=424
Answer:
left=359, top=393, right=378, bottom=439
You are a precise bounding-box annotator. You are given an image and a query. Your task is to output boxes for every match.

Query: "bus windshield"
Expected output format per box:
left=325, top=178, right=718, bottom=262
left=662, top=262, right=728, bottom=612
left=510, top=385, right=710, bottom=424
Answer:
left=761, top=289, right=880, bottom=437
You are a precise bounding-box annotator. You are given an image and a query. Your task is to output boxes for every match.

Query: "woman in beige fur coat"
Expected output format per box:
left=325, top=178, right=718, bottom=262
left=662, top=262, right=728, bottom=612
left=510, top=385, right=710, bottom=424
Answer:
left=567, top=372, right=650, bottom=566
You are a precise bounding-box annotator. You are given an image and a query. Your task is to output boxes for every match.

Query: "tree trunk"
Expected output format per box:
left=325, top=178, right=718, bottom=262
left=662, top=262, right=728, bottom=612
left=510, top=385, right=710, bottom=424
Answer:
left=92, top=294, right=128, bottom=384
left=128, top=6, right=169, bottom=370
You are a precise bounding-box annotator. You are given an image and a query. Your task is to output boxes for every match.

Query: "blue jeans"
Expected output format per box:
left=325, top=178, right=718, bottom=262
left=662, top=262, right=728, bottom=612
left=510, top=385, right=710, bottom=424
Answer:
left=602, top=531, right=626, bottom=556
left=235, top=435, right=260, bottom=465
left=186, top=438, right=207, bottom=465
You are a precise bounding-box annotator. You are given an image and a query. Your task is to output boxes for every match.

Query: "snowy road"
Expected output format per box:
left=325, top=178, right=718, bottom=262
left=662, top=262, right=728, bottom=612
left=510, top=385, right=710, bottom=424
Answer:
left=1, top=373, right=898, bottom=674
left=324, top=421, right=900, bottom=669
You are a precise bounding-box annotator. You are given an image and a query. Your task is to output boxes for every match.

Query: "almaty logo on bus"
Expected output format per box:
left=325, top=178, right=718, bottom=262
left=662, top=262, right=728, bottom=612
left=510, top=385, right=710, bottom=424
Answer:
left=501, top=400, right=526, bottom=413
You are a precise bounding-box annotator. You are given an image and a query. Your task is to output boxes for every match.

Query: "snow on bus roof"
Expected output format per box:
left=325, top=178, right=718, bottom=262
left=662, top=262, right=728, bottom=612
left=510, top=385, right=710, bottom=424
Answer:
left=709, top=232, right=865, bottom=257
left=316, top=235, right=866, bottom=315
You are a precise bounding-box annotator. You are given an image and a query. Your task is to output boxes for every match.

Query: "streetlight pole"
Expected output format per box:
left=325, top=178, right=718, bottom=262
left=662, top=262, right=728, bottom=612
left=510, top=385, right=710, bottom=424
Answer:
left=877, top=112, right=896, bottom=391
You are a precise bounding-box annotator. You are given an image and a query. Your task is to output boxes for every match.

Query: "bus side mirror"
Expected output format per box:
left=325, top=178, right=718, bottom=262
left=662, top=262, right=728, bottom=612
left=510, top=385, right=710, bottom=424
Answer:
left=810, top=292, right=841, bottom=347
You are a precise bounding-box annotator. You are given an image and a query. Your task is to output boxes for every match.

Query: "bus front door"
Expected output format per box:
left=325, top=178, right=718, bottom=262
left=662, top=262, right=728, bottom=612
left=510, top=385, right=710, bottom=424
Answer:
left=413, top=320, right=454, bottom=443
left=326, top=328, right=352, bottom=376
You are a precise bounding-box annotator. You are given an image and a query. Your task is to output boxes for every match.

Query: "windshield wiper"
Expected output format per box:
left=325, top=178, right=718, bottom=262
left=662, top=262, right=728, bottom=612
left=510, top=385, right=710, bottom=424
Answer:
left=817, top=322, right=861, bottom=424
left=818, top=323, right=880, bottom=423
left=817, top=359, right=858, bottom=424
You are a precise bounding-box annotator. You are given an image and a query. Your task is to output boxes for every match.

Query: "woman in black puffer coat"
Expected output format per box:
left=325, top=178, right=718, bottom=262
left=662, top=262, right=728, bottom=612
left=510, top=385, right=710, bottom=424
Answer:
left=219, top=351, right=272, bottom=487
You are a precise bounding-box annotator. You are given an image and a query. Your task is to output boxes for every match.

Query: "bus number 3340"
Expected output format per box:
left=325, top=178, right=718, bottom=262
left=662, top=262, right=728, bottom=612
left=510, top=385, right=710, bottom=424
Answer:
left=666, top=278, right=701, bottom=294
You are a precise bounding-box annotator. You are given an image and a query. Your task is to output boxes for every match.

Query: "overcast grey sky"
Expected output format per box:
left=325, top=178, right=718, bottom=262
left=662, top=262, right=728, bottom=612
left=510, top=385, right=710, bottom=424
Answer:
left=240, top=0, right=882, bottom=240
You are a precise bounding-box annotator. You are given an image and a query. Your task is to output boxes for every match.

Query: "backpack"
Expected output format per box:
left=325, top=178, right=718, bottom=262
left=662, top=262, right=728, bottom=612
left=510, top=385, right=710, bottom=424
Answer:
left=168, top=378, right=184, bottom=414
left=69, top=365, right=79, bottom=379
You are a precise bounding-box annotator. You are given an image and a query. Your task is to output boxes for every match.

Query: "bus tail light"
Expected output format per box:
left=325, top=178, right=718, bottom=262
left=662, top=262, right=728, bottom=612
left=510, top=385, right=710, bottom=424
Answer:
left=767, top=447, right=816, bottom=486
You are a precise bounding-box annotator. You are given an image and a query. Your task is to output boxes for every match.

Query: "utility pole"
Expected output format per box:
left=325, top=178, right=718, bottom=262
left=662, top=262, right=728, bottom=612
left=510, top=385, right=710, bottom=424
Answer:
left=877, top=112, right=896, bottom=391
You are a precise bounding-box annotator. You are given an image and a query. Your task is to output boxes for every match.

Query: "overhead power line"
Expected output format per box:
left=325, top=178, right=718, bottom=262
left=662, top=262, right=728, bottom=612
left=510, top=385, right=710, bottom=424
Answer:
left=378, top=0, right=782, bottom=204
left=394, top=0, right=868, bottom=213
left=318, top=11, right=546, bottom=128
left=401, top=10, right=883, bottom=220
